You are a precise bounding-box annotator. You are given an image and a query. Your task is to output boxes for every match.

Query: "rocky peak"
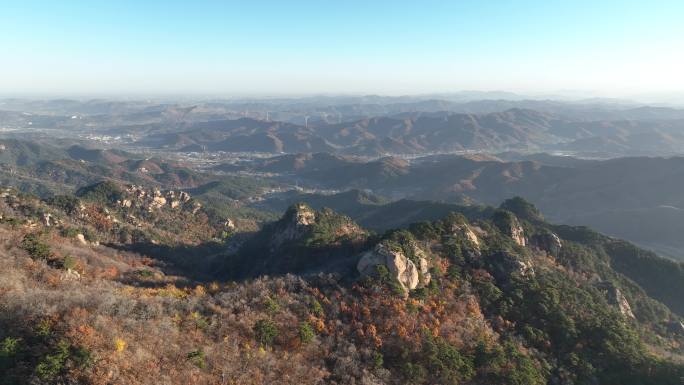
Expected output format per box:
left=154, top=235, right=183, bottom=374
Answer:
left=492, top=209, right=527, bottom=247
left=269, top=204, right=316, bottom=247
left=289, top=203, right=316, bottom=227
left=499, top=196, right=544, bottom=222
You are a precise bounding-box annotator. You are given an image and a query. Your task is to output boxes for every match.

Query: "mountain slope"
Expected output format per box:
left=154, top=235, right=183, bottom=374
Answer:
left=0, top=190, right=682, bottom=384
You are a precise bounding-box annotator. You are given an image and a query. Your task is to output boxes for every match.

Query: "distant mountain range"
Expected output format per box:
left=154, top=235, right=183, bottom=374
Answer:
left=4, top=97, right=684, bottom=157
left=130, top=108, right=684, bottom=157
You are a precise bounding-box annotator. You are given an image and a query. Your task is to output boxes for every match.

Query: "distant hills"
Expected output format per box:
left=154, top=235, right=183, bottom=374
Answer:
left=131, top=109, right=684, bottom=157
left=4, top=97, right=684, bottom=157
left=0, top=140, right=209, bottom=195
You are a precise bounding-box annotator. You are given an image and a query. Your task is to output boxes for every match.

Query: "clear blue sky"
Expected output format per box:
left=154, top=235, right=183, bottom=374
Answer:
left=1, top=0, right=683, bottom=96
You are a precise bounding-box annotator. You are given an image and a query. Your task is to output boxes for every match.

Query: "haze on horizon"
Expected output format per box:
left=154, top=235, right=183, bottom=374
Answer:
left=1, top=0, right=683, bottom=99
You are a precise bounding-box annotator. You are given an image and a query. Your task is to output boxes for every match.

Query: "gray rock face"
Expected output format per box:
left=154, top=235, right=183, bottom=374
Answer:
left=531, top=231, right=562, bottom=256
left=357, top=243, right=431, bottom=292
left=596, top=281, right=635, bottom=319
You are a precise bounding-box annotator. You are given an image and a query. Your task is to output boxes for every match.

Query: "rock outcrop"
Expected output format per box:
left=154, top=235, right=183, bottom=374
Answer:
left=76, top=233, right=88, bottom=245
left=530, top=230, right=562, bottom=256
left=357, top=242, right=431, bottom=292
left=493, top=210, right=527, bottom=247
left=414, top=246, right=432, bottom=287
left=450, top=222, right=480, bottom=248
left=487, top=251, right=535, bottom=282
left=269, top=203, right=316, bottom=249
left=118, top=185, right=195, bottom=212
left=595, top=281, right=635, bottom=319
left=358, top=243, right=419, bottom=292
left=61, top=268, right=81, bottom=281
left=41, top=213, right=53, bottom=227
left=667, top=320, right=684, bottom=335
left=510, top=224, right=527, bottom=247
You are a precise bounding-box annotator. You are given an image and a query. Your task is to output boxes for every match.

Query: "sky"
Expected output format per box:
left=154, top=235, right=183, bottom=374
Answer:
left=1, top=0, right=683, bottom=97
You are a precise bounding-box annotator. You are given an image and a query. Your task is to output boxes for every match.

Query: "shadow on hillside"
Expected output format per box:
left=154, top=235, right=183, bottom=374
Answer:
left=106, top=233, right=371, bottom=285
left=106, top=240, right=232, bottom=283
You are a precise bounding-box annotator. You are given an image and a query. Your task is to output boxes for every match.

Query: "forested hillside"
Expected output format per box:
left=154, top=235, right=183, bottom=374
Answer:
left=0, top=187, right=682, bottom=384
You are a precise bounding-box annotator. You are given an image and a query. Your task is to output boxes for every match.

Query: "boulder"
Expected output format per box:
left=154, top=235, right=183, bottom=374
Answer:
left=191, top=202, right=202, bottom=214
left=76, top=233, right=88, bottom=245
left=61, top=268, right=81, bottom=281
left=357, top=242, right=431, bottom=292
left=41, top=213, right=53, bottom=227
left=179, top=191, right=191, bottom=202
left=150, top=196, right=167, bottom=209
